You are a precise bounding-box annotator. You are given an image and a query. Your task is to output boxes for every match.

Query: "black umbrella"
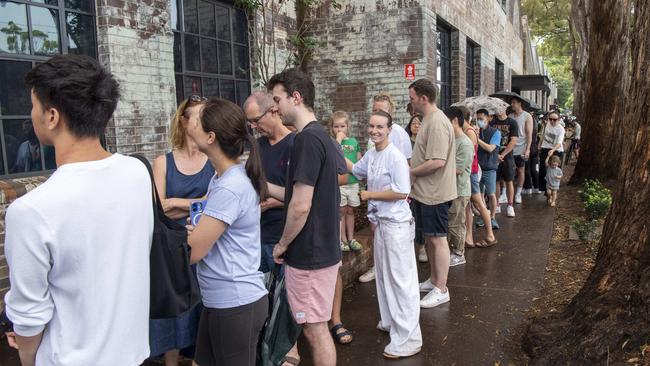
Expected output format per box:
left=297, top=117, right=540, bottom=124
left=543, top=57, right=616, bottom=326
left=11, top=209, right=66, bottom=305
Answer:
left=490, top=91, right=535, bottom=111
left=528, top=101, right=542, bottom=112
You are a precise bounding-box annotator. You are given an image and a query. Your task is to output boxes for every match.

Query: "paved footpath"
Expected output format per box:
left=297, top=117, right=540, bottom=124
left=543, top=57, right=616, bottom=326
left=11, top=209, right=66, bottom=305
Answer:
left=302, top=194, right=555, bottom=366
left=0, top=195, right=554, bottom=365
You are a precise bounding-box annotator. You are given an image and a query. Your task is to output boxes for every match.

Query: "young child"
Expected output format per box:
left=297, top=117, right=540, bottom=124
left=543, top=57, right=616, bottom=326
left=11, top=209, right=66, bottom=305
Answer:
left=330, top=111, right=363, bottom=251
left=545, top=155, right=563, bottom=207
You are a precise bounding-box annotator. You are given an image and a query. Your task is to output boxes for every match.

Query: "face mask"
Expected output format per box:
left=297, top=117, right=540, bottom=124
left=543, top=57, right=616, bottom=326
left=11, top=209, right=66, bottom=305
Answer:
left=477, top=119, right=486, bottom=128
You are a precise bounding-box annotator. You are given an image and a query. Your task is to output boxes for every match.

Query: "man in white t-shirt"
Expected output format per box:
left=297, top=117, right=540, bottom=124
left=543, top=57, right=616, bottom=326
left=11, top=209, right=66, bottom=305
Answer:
left=3, top=55, right=154, bottom=366
left=366, top=92, right=413, bottom=160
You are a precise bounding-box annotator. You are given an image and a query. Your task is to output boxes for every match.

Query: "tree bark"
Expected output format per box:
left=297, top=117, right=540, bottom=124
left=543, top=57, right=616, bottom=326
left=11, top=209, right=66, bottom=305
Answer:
left=524, top=1, right=650, bottom=364
left=569, top=0, right=589, bottom=126
left=570, top=0, right=630, bottom=184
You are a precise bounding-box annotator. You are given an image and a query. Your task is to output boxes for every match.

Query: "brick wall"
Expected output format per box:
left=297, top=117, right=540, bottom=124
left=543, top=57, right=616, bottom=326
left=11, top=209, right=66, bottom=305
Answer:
left=304, top=0, right=525, bottom=145
left=97, top=0, right=177, bottom=160
left=0, top=177, right=50, bottom=309
left=249, top=0, right=298, bottom=89
left=307, top=3, right=424, bottom=143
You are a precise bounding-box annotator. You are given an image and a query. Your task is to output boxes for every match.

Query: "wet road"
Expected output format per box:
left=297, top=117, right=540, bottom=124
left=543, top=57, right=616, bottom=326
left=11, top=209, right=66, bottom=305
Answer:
left=302, top=193, right=554, bottom=365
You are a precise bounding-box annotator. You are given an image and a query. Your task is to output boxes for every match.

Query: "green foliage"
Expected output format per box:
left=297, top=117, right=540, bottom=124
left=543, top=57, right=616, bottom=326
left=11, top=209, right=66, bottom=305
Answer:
left=580, top=180, right=612, bottom=220
left=571, top=218, right=598, bottom=241
left=521, top=0, right=573, bottom=108
left=544, top=56, right=573, bottom=110
left=521, top=0, right=571, bottom=57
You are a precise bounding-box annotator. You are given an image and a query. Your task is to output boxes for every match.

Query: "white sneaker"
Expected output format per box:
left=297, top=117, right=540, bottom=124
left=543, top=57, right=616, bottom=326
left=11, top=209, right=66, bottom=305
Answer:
left=359, top=267, right=376, bottom=282
left=498, top=194, right=508, bottom=204
left=507, top=205, right=516, bottom=217
left=418, top=246, right=428, bottom=263
left=419, top=278, right=435, bottom=292
left=450, top=254, right=466, bottom=267
left=515, top=194, right=522, bottom=204
left=536, top=190, right=545, bottom=195
left=495, top=205, right=502, bottom=214
left=420, top=286, right=450, bottom=308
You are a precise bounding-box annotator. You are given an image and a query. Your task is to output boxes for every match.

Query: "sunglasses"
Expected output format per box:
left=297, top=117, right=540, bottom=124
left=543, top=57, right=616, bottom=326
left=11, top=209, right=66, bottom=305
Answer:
left=548, top=118, right=559, bottom=121
left=188, top=94, right=207, bottom=103
left=248, top=108, right=272, bottom=125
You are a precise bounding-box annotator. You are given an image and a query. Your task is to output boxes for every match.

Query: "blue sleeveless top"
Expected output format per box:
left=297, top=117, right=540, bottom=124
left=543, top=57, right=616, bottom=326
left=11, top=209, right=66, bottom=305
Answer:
left=165, top=152, right=215, bottom=224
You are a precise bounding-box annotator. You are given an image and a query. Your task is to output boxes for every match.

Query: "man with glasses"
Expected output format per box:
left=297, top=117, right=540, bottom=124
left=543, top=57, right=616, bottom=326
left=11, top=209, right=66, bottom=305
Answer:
left=243, top=91, right=295, bottom=275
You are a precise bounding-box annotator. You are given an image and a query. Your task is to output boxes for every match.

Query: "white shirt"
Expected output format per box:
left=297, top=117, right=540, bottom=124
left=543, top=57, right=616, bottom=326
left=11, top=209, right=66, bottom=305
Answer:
left=4, top=154, right=154, bottom=366
left=352, top=143, right=412, bottom=223
left=541, top=123, right=565, bottom=151
left=367, top=123, right=412, bottom=159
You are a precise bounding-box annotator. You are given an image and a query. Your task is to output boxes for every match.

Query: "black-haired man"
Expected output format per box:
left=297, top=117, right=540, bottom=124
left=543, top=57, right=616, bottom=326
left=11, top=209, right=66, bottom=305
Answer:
left=4, top=54, right=154, bottom=365
left=444, top=107, right=474, bottom=266
left=267, top=68, right=341, bottom=366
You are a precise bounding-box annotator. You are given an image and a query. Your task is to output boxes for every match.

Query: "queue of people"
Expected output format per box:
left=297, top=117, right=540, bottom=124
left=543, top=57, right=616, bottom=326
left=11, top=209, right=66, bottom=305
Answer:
left=2, top=54, right=569, bottom=366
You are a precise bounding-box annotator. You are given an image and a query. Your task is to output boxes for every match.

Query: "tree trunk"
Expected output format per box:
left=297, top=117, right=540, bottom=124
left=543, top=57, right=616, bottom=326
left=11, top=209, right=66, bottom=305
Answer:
left=524, top=1, right=650, bottom=364
left=569, top=0, right=589, bottom=126
left=570, top=0, right=630, bottom=184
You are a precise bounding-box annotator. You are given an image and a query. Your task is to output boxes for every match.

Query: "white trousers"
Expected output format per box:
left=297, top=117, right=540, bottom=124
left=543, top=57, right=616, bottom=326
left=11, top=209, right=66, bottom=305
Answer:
left=374, top=219, right=423, bottom=356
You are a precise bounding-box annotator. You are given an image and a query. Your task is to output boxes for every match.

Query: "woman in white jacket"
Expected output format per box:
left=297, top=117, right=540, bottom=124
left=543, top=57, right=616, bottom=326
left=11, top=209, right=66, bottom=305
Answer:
left=346, top=110, right=422, bottom=359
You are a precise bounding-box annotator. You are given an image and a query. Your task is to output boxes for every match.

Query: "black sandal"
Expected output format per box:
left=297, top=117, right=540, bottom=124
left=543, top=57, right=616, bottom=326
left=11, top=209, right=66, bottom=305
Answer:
left=330, top=323, right=353, bottom=344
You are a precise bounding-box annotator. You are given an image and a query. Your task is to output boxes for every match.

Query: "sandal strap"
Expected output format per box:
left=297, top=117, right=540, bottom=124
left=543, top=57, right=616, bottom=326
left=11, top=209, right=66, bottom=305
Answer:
left=330, top=323, right=352, bottom=340
left=330, top=323, right=345, bottom=333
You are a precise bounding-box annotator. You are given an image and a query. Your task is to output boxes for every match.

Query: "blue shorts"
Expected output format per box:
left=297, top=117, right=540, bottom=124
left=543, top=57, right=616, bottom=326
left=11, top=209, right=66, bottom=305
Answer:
left=480, top=169, right=497, bottom=195
left=470, top=173, right=481, bottom=195
left=413, top=199, right=452, bottom=238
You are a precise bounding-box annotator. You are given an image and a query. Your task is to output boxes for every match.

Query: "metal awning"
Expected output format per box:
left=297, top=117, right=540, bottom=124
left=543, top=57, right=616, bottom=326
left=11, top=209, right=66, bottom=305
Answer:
left=511, top=75, right=551, bottom=93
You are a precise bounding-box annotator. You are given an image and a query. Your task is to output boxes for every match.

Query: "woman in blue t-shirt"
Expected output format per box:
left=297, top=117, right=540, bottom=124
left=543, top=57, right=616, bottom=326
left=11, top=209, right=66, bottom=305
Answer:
left=186, top=98, right=269, bottom=366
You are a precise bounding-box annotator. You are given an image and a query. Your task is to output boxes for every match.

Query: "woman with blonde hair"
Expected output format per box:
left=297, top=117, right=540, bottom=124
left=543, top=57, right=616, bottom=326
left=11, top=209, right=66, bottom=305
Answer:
left=149, top=95, right=215, bottom=365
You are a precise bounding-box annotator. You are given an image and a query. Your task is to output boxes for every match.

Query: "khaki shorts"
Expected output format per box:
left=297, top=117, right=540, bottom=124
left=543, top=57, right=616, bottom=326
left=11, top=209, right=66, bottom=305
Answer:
left=285, top=262, right=341, bottom=324
left=340, top=183, right=360, bottom=207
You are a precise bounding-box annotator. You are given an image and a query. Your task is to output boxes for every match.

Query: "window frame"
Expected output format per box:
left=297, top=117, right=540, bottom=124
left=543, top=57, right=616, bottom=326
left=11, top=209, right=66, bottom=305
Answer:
left=495, top=58, right=505, bottom=92
left=173, top=0, right=251, bottom=106
left=0, top=0, right=97, bottom=179
left=466, top=40, right=477, bottom=98
left=436, top=21, right=452, bottom=110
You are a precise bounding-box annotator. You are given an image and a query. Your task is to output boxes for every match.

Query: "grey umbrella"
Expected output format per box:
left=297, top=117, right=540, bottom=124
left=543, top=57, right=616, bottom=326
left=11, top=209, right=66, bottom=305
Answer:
left=451, top=96, right=510, bottom=115
left=490, top=91, right=535, bottom=111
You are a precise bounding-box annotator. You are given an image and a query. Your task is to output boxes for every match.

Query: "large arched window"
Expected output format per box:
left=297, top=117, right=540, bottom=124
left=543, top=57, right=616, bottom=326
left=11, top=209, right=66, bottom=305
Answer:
left=172, top=0, right=251, bottom=106
left=0, top=0, right=96, bottom=177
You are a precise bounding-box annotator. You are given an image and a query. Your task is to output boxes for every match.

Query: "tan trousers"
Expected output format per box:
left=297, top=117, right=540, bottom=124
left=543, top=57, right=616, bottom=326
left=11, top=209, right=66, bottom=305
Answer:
left=448, top=196, right=470, bottom=256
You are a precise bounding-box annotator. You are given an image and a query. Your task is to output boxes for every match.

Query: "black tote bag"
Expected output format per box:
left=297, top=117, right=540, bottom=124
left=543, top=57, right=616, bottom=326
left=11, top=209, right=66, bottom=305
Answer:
left=132, top=155, right=201, bottom=319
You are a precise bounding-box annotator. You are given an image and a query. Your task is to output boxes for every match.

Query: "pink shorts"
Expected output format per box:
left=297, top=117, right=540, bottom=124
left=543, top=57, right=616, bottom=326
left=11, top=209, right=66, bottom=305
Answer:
left=285, top=262, right=341, bottom=324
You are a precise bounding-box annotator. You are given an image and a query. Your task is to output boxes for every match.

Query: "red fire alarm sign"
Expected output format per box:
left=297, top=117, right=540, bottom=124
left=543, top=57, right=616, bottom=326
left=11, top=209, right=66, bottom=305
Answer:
left=405, top=64, right=416, bottom=80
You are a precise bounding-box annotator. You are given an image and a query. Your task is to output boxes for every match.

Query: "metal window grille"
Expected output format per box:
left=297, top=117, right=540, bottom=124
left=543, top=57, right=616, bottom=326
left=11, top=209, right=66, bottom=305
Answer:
left=172, top=0, right=251, bottom=106
left=0, top=0, right=97, bottom=178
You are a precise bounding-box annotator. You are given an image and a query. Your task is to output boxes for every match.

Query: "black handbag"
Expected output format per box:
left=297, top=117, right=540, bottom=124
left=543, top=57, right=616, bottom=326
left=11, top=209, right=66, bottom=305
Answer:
left=132, top=155, right=201, bottom=319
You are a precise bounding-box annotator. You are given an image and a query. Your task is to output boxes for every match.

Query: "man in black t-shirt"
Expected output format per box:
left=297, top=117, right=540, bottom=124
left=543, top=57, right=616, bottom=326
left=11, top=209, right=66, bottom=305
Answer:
left=267, top=68, right=340, bottom=366
left=243, top=91, right=295, bottom=274
left=490, top=107, right=519, bottom=217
